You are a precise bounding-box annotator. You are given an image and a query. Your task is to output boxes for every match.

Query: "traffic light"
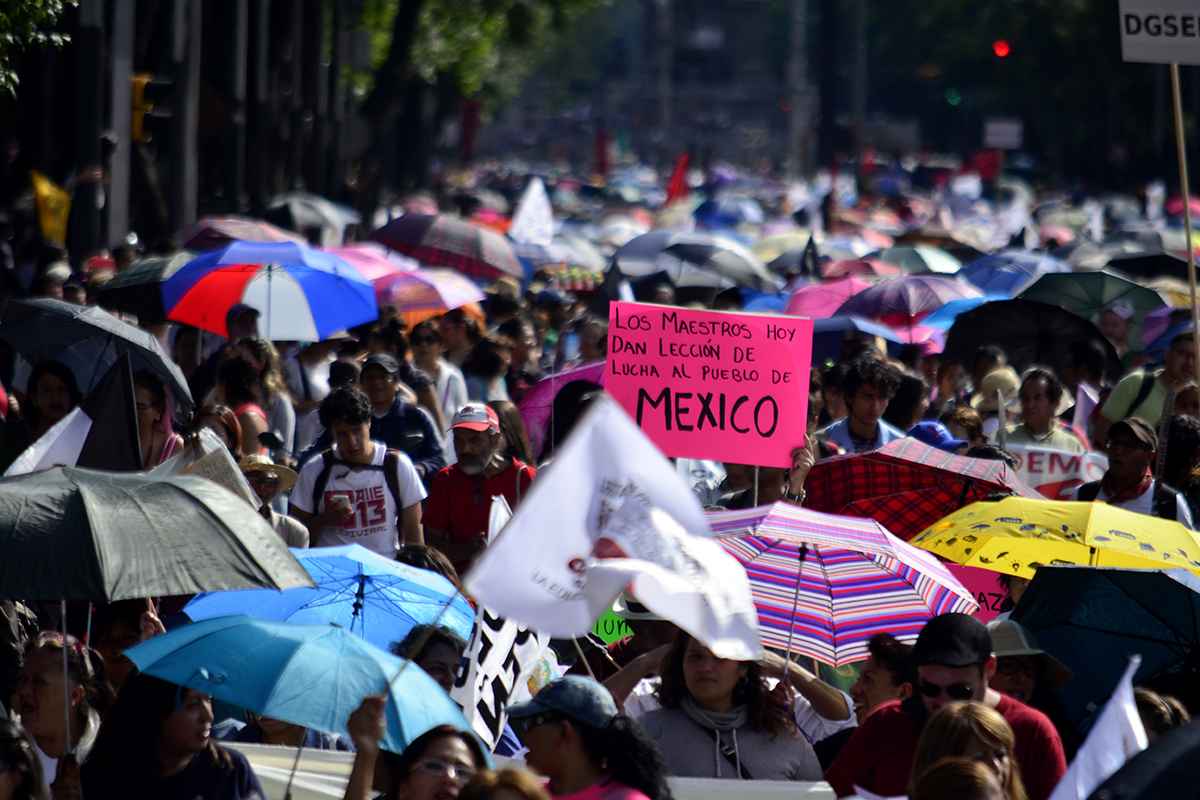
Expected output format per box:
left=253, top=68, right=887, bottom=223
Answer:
left=992, top=39, right=1011, bottom=57
left=131, top=73, right=173, bottom=143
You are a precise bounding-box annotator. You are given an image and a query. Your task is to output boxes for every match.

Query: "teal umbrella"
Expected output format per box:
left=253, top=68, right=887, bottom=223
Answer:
left=125, top=615, right=484, bottom=757
left=1017, top=269, right=1166, bottom=325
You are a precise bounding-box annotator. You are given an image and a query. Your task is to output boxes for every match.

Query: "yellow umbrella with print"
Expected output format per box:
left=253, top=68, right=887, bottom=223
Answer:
left=910, top=496, right=1200, bottom=580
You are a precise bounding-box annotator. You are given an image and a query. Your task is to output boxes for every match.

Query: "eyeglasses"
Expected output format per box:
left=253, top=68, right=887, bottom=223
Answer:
left=246, top=473, right=279, bottom=487
left=997, top=659, right=1039, bottom=679
left=413, top=758, right=476, bottom=784
left=1104, top=438, right=1149, bottom=453
left=410, top=335, right=440, bottom=346
left=514, top=712, right=564, bottom=736
left=135, top=402, right=157, bottom=414
left=918, top=680, right=974, bottom=701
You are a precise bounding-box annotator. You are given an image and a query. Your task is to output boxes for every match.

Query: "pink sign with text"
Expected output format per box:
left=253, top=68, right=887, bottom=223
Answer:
left=946, top=563, right=1007, bottom=623
left=606, top=302, right=813, bottom=467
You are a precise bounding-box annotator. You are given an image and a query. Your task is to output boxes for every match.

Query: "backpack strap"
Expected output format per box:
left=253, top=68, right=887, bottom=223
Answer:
left=310, top=450, right=337, bottom=510
left=382, top=449, right=404, bottom=514
left=1154, top=485, right=1180, bottom=521
left=1076, top=480, right=1101, bottom=503
left=1122, top=371, right=1159, bottom=421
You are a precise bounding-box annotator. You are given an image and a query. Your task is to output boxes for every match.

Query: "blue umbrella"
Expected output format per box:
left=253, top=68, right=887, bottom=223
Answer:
left=959, top=250, right=1071, bottom=296
left=125, top=615, right=485, bottom=757
left=812, top=315, right=903, bottom=365
left=162, top=241, right=377, bottom=341
left=183, top=544, right=474, bottom=653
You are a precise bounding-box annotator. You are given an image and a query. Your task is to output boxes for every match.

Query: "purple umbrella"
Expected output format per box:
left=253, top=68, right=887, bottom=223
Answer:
left=517, top=363, right=605, bottom=460
left=834, top=275, right=982, bottom=327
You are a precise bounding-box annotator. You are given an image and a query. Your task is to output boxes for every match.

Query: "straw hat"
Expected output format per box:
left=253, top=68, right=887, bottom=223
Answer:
left=238, top=454, right=299, bottom=492
left=971, top=367, right=1020, bottom=413
left=986, top=619, right=1074, bottom=690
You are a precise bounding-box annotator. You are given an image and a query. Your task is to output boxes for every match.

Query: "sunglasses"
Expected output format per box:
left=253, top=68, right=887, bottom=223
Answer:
left=918, top=680, right=974, bottom=701
left=412, top=758, right=475, bottom=784
left=246, top=473, right=279, bottom=487
left=514, top=712, right=563, bottom=736
left=411, top=335, right=440, bottom=346
left=997, top=659, right=1039, bottom=679
left=1104, top=438, right=1149, bottom=453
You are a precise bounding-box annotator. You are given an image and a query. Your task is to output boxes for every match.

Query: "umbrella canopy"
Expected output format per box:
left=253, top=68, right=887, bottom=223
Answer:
left=811, top=316, right=904, bottom=366
left=178, top=215, right=308, bottom=250
left=183, top=544, right=474, bottom=652
left=370, top=214, right=524, bottom=282
left=1106, top=251, right=1192, bottom=282
left=834, top=275, right=983, bottom=327
left=910, top=497, right=1200, bottom=580
left=613, top=231, right=777, bottom=292
left=918, top=296, right=1004, bottom=330
left=694, top=196, right=765, bottom=227
left=871, top=245, right=962, bottom=274
left=0, top=298, right=194, bottom=413
left=942, top=298, right=1124, bottom=383
left=263, top=191, right=360, bottom=246
left=958, top=250, right=1072, bottom=296
left=711, top=502, right=976, bottom=665
left=374, top=269, right=485, bottom=318
left=821, top=258, right=902, bottom=279
left=517, top=362, right=604, bottom=461
left=1017, top=269, right=1166, bottom=324
left=162, top=241, right=377, bottom=341
left=0, top=467, right=313, bottom=602
left=322, top=243, right=418, bottom=282
left=804, top=438, right=1041, bottom=541
left=511, top=240, right=596, bottom=274
left=95, top=251, right=198, bottom=324
left=753, top=232, right=815, bottom=263
left=785, top=276, right=872, bottom=318
left=1012, top=566, right=1200, bottom=727
left=126, top=615, right=479, bottom=757
left=1085, top=711, right=1200, bottom=800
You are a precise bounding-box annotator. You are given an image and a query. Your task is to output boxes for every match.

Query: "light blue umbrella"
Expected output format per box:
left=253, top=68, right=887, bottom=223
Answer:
left=125, top=615, right=485, bottom=757
left=959, top=250, right=1072, bottom=296
left=183, top=545, right=473, bottom=653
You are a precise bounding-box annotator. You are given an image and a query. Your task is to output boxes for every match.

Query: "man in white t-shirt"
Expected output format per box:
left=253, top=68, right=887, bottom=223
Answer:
left=290, top=386, right=426, bottom=555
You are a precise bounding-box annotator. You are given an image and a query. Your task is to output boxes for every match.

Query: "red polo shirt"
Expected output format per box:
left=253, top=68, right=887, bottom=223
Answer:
left=824, top=694, right=1066, bottom=800
left=422, top=459, right=536, bottom=570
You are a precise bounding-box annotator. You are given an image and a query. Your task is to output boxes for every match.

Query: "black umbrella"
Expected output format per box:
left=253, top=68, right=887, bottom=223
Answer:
left=1085, top=719, right=1200, bottom=800
left=96, top=251, right=196, bottom=324
left=0, top=466, right=314, bottom=602
left=1107, top=250, right=1191, bottom=281
left=0, top=298, right=194, bottom=414
left=614, top=231, right=777, bottom=291
left=942, top=298, right=1123, bottom=384
left=1011, top=566, right=1200, bottom=729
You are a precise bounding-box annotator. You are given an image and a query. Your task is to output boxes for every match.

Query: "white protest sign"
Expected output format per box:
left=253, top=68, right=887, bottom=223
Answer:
left=1118, top=0, right=1200, bottom=66
left=1006, top=445, right=1109, bottom=501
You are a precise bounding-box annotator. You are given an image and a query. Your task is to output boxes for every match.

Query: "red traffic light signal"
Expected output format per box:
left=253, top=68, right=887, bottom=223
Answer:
left=993, top=39, right=1011, bottom=57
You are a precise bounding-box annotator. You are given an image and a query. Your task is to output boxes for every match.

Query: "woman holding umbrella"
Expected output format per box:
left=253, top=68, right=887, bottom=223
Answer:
left=343, top=698, right=488, bottom=800
left=80, top=673, right=265, bottom=799
left=0, top=362, right=82, bottom=473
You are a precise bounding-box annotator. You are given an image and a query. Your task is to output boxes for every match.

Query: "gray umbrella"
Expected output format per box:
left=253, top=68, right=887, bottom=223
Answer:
left=0, top=298, right=194, bottom=414
left=614, top=231, right=778, bottom=291
left=0, top=466, right=314, bottom=602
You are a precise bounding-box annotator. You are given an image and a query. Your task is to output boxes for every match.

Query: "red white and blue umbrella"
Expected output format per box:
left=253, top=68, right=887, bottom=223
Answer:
left=162, top=241, right=377, bottom=341
left=711, top=501, right=976, bottom=666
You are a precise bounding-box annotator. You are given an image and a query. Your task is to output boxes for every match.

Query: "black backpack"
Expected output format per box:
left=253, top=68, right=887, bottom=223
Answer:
left=309, top=449, right=405, bottom=515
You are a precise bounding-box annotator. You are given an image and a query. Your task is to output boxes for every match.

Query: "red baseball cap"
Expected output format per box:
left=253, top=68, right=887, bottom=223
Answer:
left=451, top=402, right=499, bottom=432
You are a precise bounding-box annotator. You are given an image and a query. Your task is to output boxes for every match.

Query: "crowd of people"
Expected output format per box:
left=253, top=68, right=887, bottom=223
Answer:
left=0, top=171, right=1198, bottom=800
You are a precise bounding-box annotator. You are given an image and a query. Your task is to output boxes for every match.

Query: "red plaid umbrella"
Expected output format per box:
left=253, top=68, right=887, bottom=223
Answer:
left=804, top=438, right=1040, bottom=541
left=178, top=216, right=308, bottom=250
left=369, top=214, right=524, bottom=282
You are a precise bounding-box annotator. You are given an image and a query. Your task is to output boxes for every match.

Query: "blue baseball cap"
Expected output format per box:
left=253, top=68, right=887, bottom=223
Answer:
left=908, top=421, right=967, bottom=452
left=505, top=676, right=617, bottom=729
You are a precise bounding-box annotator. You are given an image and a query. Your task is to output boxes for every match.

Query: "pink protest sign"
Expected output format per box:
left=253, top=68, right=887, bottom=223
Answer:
left=945, top=563, right=1007, bottom=623
left=606, top=302, right=813, bottom=467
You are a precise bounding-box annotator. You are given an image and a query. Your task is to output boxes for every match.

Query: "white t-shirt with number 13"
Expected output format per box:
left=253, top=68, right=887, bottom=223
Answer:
left=292, top=442, right=427, bottom=557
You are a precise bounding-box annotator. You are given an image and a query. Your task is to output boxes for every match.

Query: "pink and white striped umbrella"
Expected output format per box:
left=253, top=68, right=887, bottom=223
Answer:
left=374, top=268, right=485, bottom=316
left=710, top=501, right=976, bottom=665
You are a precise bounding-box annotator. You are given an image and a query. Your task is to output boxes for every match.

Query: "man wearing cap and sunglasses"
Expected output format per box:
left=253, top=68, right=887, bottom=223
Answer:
left=1070, top=416, right=1194, bottom=525
left=824, top=613, right=1065, bottom=800
left=423, top=402, right=536, bottom=572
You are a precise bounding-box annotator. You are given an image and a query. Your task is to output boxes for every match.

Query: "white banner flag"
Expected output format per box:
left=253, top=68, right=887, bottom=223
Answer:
left=1006, top=445, right=1108, bottom=502
left=509, top=177, right=555, bottom=246
left=464, top=395, right=761, bottom=660
left=1048, top=656, right=1146, bottom=800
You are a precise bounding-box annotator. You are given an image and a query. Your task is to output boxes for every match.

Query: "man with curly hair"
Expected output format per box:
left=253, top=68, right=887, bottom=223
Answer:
left=820, top=358, right=905, bottom=453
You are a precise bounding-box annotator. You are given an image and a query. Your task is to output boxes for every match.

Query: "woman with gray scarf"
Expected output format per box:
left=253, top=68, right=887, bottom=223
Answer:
left=637, top=632, right=822, bottom=781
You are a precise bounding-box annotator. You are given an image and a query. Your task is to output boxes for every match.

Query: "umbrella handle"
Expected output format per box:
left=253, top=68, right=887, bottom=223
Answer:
left=780, top=544, right=809, bottom=692
left=384, top=590, right=462, bottom=689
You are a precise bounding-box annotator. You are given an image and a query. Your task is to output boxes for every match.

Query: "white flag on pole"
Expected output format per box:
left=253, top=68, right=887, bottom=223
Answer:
left=1047, top=655, right=1147, bottom=800
left=464, top=394, right=762, bottom=660
left=509, top=177, right=555, bottom=246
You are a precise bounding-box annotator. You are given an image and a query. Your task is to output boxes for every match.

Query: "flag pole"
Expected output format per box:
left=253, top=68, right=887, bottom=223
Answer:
left=780, top=544, right=810, bottom=692
left=1169, top=64, right=1200, bottom=364
left=572, top=636, right=599, bottom=680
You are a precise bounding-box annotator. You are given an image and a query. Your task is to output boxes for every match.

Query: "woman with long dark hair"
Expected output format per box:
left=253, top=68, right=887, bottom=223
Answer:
left=638, top=632, right=821, bottom=781
left=216, top=354, right=267, bottom=455
left=0, top=361, right=83, bottom=472
left=190, top=404, right=244, bottom=460
left=134, top=370, right=184, bottom=469
left=506, top=677, right=671, bottom=800
left=81, top=674, right=264, bottom=799
left=487, top=400, right=535, bottom=465
left=463, top=335, right=513, bottom=403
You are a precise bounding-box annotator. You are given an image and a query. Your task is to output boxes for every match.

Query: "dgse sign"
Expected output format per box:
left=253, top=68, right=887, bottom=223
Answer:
left=1119, top=0, right=1200, bottom=65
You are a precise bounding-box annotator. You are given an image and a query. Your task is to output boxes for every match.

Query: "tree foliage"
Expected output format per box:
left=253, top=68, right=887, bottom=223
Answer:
left=0, top=0, right=74, bottom=96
